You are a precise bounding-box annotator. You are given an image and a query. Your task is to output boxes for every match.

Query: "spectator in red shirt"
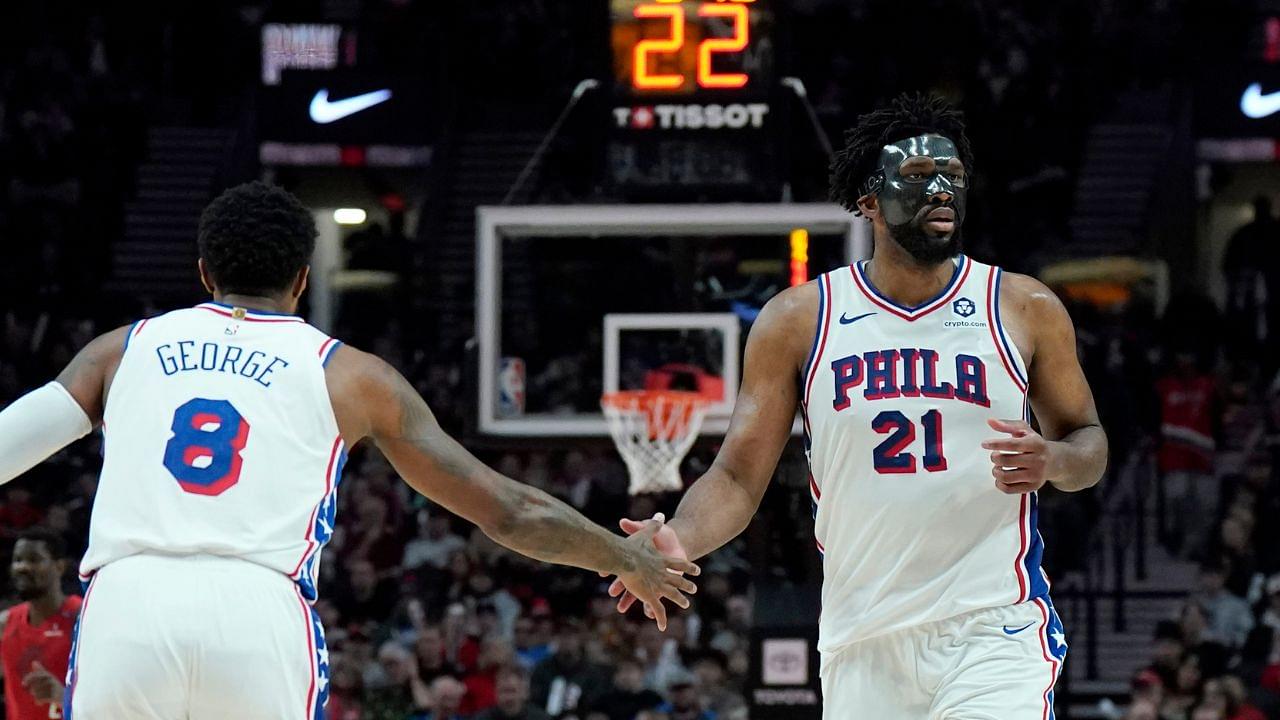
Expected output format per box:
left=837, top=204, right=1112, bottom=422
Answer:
left=1155, top=352, right=1218, bottom=557
left=473, top=665, right=552, bottom=720
left=463, top=634, right=517, bottom=714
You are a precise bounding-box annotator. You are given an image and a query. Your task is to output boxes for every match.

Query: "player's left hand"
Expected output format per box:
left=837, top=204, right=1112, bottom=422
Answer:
left=599, top=513, right=692, bottom=624
left=22, top=660, right=63, bottom=704
left=981, top=418, right=1058, bottom=494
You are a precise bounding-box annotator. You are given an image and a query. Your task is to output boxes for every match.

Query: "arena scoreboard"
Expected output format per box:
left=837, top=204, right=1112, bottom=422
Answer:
left=607, top=0, right=780, bottom=199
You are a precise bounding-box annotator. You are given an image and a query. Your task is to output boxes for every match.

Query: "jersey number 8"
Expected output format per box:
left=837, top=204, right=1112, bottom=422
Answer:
left=162, top=398, right=251, bottom=496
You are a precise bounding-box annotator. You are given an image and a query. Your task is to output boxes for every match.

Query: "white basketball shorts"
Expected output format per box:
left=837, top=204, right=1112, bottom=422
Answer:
left=820, top=597, right=1066, bottom=719
left=65, top=553, right=328, bottom=719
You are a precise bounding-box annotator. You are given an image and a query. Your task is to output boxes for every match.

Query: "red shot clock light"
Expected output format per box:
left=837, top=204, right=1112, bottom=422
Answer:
left=790, top=229, right=809, bottom=287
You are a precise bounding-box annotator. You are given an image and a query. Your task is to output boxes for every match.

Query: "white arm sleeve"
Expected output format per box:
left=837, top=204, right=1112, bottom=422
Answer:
left=0, top=381, right=93, bottom=484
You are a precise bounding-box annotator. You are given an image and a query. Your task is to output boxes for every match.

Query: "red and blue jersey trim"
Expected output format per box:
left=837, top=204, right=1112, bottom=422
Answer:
left=850, top=254, right=971, bottom=321
left=295, top=586, right=329, bottom=719
left=986, top=267, right=1028, bottom=393
left=1033, top=596, right=1067, bottom=720
left=801, top=273, right=833, bottom=557
left=63, top=573, right=99, bottom=719
left=318, top=337, right=343, bottom=368
left=801, top=272, right=833, bottom=437
left=122, top=318, right=150, bottom=353
left=290, top=436, right=347, bottom=602
left=1020, top=490, right=1051, bottom=602
left=1010, top=394, right=1051, bottom=603
left=195, top=302, right=307, bottom=324
left=992, top=270, right=1047, bottom=604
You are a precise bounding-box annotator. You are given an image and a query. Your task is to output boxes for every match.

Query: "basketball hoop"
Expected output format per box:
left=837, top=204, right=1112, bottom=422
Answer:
left=601, top=390, right=709, bottom=495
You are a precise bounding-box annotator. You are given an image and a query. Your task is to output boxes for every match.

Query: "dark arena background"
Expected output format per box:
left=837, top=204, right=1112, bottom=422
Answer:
left=3, top=1, right=1280, bottom=719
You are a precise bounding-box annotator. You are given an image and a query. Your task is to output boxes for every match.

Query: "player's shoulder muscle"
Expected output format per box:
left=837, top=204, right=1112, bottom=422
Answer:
left=998, top=271, right=1075, bottom=365
left=749, top=280, right=821, bottom=374
left=323, top=343, right=418, bottom=447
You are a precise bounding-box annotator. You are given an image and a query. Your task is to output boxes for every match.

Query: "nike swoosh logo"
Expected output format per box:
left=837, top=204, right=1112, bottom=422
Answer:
left=1003, top=622, right=1035, bottom=635
left=309, top=89, right=393, bottom=124
left=838, top=312, right=876, bottom=325
left=1241, top=83, right=1280, bottom=119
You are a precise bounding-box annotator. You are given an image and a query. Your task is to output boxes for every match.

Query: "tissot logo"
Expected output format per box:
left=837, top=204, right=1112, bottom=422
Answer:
left=309, top=88, right=393, bottom=124
left=1240, top=83, right=1280, bottom=119
left=613, top=103, right=770, bottom=130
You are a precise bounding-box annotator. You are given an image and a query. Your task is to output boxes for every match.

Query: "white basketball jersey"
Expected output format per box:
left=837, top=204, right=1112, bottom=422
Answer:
left=80, top=303, right=346, bottom=602
left=801, top=255, right=1050, bottom=665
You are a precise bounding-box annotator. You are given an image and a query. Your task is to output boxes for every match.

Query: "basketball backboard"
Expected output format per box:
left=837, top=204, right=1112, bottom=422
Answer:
left=475, top=204, right=867, bottom=437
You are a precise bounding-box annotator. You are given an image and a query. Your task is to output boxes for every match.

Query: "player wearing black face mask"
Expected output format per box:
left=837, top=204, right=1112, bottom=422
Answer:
left=860, top=134, right=968, bottom=264
left=832, top=95, right=973, bottom=266
left=603, top=92, right=1106, bottom=720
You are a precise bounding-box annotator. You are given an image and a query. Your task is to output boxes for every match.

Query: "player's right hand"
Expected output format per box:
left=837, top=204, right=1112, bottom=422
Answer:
left=604, top=513, right=693, bottom=622
left=613, top=518, right=700, bottom=632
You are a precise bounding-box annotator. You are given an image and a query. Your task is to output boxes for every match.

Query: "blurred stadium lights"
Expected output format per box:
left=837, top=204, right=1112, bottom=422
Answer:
left=790, top=228, right=810, bottom=287
left=332, top=208, right=367, bottom=225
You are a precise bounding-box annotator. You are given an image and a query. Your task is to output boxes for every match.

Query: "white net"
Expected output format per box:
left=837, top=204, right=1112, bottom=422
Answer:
left=601, top=390, right=709, bottom=495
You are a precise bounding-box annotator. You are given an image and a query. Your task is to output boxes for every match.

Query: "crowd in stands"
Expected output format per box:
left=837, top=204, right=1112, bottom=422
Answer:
left=0, top=6, right=148, bottom=316
left=1119, top=307, right=1280, bottom=719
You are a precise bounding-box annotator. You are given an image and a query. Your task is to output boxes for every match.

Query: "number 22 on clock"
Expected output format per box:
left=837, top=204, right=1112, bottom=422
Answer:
left=632, top=0, right=756, bottom=91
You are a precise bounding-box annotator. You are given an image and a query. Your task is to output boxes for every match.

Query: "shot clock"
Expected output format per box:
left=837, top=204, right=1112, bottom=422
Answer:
left=610, top=0, right=774, bottom=97
left=607, top=0, right=780, bottom=199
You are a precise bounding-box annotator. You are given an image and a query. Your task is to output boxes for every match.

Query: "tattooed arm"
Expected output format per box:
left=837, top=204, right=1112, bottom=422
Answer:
left=324, top=345, right=699, bottom=627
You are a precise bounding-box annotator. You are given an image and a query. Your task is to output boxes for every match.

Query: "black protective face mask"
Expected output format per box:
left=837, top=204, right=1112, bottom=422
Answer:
left=862, top=134, right=968, bottom=264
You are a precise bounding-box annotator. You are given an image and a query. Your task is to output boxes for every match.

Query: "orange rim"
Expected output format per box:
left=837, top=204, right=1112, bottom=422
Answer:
left=600, top=389, right=709, bottom=409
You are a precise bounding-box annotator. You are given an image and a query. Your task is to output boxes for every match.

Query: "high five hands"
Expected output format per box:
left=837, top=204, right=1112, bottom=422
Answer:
left=602, top=513, right=695, bottom=630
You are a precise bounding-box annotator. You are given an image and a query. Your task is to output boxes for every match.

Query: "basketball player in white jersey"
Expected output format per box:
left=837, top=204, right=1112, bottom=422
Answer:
left=605, top=94, right=1108, bottom=718
left=0, top=181, right=699, bottom=719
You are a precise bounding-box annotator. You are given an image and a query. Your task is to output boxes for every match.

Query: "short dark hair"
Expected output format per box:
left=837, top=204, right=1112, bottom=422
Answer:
left=829, top=93, right=975, bottom=216
left=197, top=181, right=317, bottom=295
left=16, top=528, right=66, bottom=560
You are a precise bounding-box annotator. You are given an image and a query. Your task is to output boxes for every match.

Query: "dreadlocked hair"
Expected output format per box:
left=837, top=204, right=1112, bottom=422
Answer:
left=828, top=93, right=974, bottom=216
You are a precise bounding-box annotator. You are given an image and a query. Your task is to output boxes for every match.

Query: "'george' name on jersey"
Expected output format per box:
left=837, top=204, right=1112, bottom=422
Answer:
left=155, top=340, right=289, bottom=388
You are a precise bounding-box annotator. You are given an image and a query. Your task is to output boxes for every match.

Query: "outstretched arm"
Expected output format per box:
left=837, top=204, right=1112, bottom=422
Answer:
left=664, top=284, right=813, bottom=560
left=0, top=326, right=128, bottom=485
left=326, top=346, right=699, bottom=627
left=982, top=274, right=1107, bottom=494
left=605, top=285, right=813, bottom=615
